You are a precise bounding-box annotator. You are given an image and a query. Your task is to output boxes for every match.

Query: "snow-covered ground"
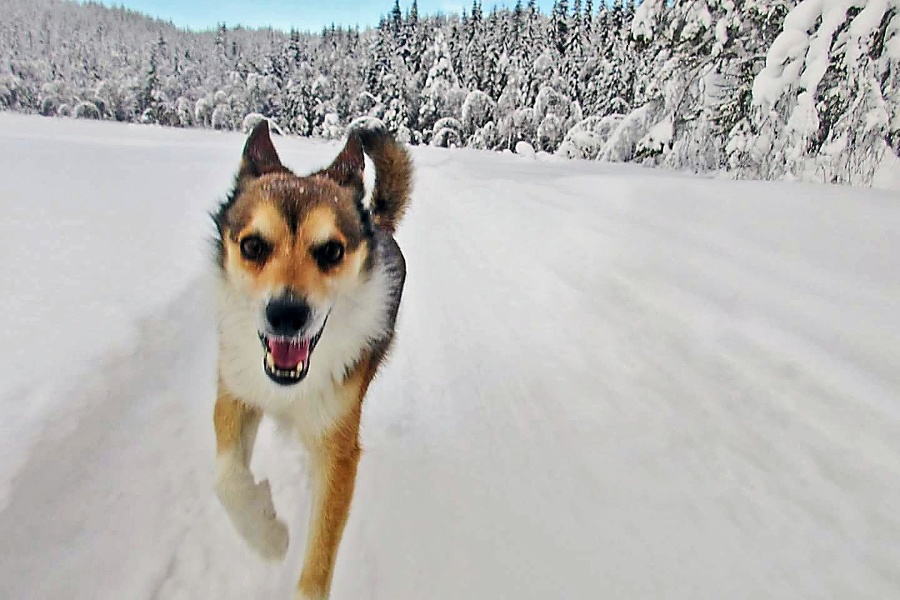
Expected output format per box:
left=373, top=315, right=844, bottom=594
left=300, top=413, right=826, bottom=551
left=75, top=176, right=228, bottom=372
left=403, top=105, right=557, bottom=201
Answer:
left=0, top=112, right=898, bottom=599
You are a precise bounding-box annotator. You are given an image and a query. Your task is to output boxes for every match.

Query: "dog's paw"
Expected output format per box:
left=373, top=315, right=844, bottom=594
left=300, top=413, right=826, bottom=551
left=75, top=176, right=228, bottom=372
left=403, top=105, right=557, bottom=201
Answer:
left=253, top=511, right=290, bottom=561
left=216, top=475, right=290, bottom=562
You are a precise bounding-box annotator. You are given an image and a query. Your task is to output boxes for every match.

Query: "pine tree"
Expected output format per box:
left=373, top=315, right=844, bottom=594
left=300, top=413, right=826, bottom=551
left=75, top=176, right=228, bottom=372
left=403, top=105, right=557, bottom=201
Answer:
left=524, top=0, right=540, bottom=62
left=390, top=0, right=403, bottom=36
left=610, top=0, right=624, bottom=35
left=751, top=0, right=899, bottom=184
left=571, top=0, right=583, bottom=49
left=513, top=0, right=524, bottom=41
left=584, top=0, right=593, bottom=35
left=138, top=34, right=167, bottom=121
left=462, top=0, right=487, bottom=91
left=551, top=0, right=569, bottom=56
left=470, top=0, right=482, bottom=34
left=403, top=0, right=426, bottom=75
left=419, top=31, right=464, bottom=136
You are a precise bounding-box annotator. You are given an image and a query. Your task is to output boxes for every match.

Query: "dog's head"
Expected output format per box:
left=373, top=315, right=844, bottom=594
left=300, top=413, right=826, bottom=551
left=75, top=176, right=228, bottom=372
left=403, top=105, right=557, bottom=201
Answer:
left=214, top=121, right=375, bottom=386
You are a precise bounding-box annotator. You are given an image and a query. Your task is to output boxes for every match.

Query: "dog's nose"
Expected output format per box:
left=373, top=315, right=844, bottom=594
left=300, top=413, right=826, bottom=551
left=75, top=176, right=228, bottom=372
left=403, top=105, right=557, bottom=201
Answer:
left=266, top=296, right=310, bottom=337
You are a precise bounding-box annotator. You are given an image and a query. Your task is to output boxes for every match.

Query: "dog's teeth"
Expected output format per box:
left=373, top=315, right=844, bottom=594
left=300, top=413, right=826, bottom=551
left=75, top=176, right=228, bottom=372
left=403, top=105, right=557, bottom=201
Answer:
left=265, top=356, right=304, bottom=380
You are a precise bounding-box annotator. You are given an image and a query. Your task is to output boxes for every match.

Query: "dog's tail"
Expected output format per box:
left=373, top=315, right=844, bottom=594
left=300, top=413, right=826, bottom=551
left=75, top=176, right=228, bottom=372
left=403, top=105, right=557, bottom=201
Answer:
left=322, top=121, right=413, bottom=235
left=356, top=125, right=413, bottom=235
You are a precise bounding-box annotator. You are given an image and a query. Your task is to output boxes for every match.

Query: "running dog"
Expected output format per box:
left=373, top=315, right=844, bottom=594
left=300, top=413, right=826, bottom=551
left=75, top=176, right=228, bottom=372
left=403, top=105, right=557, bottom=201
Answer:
left=211, top=119, right=411, bottom=599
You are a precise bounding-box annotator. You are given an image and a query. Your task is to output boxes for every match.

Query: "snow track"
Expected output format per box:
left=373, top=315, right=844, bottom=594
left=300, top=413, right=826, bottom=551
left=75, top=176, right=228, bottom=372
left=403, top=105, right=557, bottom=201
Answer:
left=0, top=114, right=898, bottom=599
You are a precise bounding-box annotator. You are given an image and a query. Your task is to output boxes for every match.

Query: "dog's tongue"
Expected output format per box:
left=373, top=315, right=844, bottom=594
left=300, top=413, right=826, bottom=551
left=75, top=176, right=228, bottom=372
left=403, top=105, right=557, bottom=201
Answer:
left=267, top=338, right=310, bottom=370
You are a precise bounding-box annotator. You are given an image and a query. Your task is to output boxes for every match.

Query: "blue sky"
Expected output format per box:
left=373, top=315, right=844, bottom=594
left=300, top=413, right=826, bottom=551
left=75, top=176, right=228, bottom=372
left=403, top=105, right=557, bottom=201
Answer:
left=89, top=0, right=559, bottom=33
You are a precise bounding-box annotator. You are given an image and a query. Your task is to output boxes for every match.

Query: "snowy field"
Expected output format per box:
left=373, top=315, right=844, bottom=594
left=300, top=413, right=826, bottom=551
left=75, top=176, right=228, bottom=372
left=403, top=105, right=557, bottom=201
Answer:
left=0, top=112, right=898, bottom=599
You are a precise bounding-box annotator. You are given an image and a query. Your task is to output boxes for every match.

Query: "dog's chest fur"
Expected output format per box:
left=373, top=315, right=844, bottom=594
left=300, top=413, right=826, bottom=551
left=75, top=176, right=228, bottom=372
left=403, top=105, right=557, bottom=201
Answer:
left=216, top=234, right=404, bottom=443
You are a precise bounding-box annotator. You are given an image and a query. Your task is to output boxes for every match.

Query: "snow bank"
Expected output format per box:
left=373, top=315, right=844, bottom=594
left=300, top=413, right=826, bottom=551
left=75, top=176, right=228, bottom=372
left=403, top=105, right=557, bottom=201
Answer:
left=514, top=140, right=535, bottom=156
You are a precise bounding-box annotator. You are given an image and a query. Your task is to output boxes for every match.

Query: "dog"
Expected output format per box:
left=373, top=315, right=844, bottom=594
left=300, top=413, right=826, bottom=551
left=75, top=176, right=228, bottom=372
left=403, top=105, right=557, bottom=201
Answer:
left=211, top=119, right=412, bottom=599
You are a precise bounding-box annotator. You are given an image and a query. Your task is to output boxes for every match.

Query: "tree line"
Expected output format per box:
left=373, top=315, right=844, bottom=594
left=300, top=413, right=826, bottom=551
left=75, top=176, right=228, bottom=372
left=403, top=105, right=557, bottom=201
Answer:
left=1, top=0, right=897, bottom=185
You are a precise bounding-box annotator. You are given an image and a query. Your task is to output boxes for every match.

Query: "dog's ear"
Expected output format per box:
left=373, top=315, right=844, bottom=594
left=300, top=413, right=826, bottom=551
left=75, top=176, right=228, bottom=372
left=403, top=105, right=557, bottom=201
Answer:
left=238, top=120, right=286, bottom=183
left=321, top=133, right=365, bottom=190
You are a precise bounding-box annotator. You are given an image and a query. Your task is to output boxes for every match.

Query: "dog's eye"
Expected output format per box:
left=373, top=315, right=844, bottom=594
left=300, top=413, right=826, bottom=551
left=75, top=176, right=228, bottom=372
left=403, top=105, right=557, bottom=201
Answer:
left=314, top=240, right=345, bottom=269
left=239, top=235, right=270, bottom=262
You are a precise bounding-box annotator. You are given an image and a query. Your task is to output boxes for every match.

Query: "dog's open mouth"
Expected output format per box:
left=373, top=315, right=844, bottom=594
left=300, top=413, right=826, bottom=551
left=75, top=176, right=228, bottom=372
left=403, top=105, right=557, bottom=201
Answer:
left=259, top=329, right=324, bottom=385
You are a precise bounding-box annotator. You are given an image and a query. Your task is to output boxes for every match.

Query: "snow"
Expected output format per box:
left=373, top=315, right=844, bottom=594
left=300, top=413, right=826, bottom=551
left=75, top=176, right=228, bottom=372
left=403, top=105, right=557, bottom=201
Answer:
left=786, top=92, right=819, bottom=143
left=754, top=0, right=896, bottom=105
left=556, top=115, right=624, bottom=160
left=631, top=0, right=665, bottom=40
left=1, top=113, right=899, bottom=599
left=751, top=0, right=864, bottom=108
left=514, top=140, right=535, bottom=156
left=848, top=0, right=894, bottom=64
left=873, top=143, right=900, bottom=189
left=752, top=28, right=808, bottom=106
left=638, top=114, right=674, bottom=156
left=461, top=90, right=495, bottom=134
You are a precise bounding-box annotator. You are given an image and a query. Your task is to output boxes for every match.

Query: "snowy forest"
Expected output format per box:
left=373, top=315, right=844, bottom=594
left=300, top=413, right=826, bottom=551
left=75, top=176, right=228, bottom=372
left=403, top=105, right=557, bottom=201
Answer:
left=1, top=0, right=898, bottom=186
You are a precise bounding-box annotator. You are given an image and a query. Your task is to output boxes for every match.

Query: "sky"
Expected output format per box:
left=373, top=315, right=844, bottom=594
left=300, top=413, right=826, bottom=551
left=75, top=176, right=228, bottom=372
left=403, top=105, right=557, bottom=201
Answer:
left=86, top=0, right=558, bottom=33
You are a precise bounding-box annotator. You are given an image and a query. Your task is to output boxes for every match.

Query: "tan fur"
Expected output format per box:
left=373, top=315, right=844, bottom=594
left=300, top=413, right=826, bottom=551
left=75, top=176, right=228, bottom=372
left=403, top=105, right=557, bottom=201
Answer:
left=223, top=200, right=369, bottom=304
left=214, top=351, right=383, bottom=598
left=213, top=385, right=262, bottom=461
left=297, top=357, right=380, bottom=599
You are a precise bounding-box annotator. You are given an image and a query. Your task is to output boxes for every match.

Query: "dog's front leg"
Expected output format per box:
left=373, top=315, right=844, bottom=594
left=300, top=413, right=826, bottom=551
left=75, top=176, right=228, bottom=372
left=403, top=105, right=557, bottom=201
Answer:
left=295, top=407, right=362, bottom=600
left=214, top=385, right=289, bottom=561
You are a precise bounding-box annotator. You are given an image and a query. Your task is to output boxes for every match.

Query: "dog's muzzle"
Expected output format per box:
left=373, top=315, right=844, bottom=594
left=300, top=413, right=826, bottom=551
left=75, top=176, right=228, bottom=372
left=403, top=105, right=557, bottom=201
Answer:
left=259, top=295, right=326, bottom=385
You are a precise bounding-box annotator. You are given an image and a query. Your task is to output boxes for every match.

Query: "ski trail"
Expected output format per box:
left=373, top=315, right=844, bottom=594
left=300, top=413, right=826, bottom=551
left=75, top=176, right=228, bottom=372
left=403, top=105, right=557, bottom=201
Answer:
left=0, top=279, right=218, bottom=599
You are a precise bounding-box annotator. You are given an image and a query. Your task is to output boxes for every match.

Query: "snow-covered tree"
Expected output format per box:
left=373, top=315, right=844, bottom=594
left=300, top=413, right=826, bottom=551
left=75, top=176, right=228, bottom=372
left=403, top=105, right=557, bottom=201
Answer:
left=0, top=0, right=892, bottom=187
left=419, top=31, right=465, bottom=138
left=752, top=0, right=900, bottom=184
